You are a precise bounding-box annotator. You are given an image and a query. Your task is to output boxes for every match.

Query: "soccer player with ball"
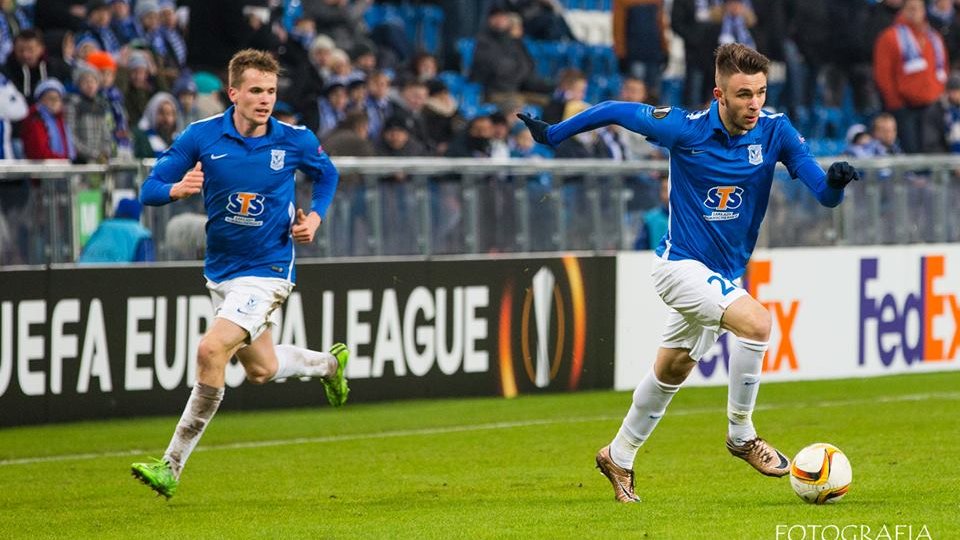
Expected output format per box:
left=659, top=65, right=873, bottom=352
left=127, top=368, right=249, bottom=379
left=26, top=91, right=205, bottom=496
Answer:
left=519, top=43, right=860, bottom=503
left=131, top=49, right=350, bottom=499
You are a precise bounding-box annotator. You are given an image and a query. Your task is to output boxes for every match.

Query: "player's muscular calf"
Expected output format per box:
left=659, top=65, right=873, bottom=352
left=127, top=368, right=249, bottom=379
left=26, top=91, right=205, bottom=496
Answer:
left=170, top=162, right=204, bottom=200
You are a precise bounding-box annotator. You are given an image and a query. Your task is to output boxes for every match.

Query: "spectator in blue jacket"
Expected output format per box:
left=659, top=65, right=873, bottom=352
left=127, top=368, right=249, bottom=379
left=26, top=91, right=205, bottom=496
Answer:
left=78, top=197, right=155, bottom=262
left=634, top=177, right=669, bottom=250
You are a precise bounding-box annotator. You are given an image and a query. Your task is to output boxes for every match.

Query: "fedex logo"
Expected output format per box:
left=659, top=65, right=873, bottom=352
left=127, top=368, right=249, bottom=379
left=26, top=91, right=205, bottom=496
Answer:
left=697, top=259, right=799, bottom=377
left=226, top=192, right=265, bottom=216
left=859, top=256, right=960, bottom=366
left=747, top=260, right=800, bottom=373
left=704, top=186, right=743, bottom=211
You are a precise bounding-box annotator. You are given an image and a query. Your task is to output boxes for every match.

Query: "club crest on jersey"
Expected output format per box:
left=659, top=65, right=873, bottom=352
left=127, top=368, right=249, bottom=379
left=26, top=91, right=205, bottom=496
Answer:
left=652, top=106, right=671, bottom=119
left=748, top=144, right=763, bottom=165
left=270, top=149, right=286, bottom=170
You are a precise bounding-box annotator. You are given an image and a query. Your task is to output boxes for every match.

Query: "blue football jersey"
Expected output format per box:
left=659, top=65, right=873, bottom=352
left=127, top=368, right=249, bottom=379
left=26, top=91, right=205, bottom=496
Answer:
left=141, top=107, right=339, bottom=283
left=547, top=100, right=843, bottom=280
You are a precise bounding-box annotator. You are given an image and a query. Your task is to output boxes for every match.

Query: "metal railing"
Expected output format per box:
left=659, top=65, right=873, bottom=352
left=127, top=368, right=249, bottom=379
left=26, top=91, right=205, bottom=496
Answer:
left=2, top=155, right=960, bottom=267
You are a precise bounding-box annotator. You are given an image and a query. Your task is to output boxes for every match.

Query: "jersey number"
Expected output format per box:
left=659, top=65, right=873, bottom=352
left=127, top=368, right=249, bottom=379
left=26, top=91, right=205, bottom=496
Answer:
left=707, top=275, right=735, bottom=296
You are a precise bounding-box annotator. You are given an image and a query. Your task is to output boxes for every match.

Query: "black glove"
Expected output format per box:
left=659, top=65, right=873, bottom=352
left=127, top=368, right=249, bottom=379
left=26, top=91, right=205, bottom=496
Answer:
left=827, top=161, right=860, bottom=190
left=516, top=113, right=551, bottom=145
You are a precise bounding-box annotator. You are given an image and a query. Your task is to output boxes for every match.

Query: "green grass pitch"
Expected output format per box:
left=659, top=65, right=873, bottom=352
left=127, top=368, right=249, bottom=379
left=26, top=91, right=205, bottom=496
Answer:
left=1, top=371, right=957, bottom=539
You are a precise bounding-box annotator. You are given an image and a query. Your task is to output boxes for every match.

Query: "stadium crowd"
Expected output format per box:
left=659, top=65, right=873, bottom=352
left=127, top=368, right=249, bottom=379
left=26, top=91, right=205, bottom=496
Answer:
left=1, top=0, right=959, bottom=264
left=1, top=0, right=960, bottom=166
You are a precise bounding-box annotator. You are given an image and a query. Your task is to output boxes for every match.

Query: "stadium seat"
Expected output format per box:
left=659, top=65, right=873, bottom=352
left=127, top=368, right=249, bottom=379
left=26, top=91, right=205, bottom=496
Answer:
left=418, top=5, right=444, bottom=55
left=806, top=138, right=846, bottom=157
left=459, top=82, right=483, bottom=111
left=660, top=78, right=683, bottom=106
left=587, top=73, right=622, bottom=103
left=363, top=4, right=403, bottom=30
left=398, top=3, right=419, bottom=49
left=438, top=71, right=465, bottom=92
left=537, top=41, right=570, bottom=78
left=565, top=42, right=589, bottom=73
left=586, top=45, right=618, bottom=78
left=457, top=38, right=475, bottom=76
left=812, top=107, right=847, bottom=140
left=521, top=104, right=543, bottom=119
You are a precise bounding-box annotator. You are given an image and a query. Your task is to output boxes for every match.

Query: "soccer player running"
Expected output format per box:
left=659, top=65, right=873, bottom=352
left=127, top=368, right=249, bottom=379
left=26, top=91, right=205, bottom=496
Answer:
left=131, top=49, right=349, bottom=499
left=518, top=43, right=860, bottom=503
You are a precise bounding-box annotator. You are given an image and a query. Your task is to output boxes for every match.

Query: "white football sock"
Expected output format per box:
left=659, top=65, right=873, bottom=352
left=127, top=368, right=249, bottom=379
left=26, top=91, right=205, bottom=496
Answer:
left=609, top=370, right=680, bottom=470
left=271, top=345, right=337, bottom=381
left=163, top=382, right=224, bottom=479
left=727, top=337, right=768, bottom=446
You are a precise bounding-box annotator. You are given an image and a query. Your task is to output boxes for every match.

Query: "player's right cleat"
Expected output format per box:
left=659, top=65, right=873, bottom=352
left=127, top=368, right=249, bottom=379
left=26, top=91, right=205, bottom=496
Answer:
left=131, top=458, right=178, bottom=499
left=726, top=436, right=790, bottom=477
left=595, top=445, right=641, bottom=503
left=321, top=343, right=350, bottom=407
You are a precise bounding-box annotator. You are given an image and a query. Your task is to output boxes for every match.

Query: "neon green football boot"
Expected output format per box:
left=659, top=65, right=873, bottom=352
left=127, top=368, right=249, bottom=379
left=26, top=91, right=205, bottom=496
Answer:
left=131, top=458, right=178, bottom=499
left=322, top=343, right=350, bottom=407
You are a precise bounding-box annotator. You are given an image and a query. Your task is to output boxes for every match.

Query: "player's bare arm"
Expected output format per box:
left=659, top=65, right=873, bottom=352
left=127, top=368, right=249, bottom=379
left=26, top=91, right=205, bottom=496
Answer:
left=169, top=161, right=203, bottom=200
left=291, top=208, right=321, bottom=243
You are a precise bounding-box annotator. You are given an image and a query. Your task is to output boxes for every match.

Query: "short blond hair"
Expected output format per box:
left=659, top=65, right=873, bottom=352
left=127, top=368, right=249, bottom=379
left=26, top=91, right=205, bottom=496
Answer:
left=227, top=49, right=280, bottom=89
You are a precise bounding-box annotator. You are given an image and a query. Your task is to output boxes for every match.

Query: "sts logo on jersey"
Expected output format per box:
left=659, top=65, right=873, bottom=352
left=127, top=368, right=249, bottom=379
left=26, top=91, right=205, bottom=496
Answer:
left=702, top=185, right=744, bottom=221
left=225, top=192, right=265, bottom=226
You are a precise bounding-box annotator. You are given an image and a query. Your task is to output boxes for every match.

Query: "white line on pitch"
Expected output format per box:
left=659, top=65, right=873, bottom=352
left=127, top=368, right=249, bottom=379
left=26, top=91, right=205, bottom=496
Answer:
left=1, top=391, right=957, bottom=467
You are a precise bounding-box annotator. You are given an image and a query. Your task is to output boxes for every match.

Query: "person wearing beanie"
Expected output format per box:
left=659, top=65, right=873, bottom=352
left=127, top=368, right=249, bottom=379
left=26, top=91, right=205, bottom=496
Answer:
left=110, top=0, right=138, bottom=44
left=157, top=0, right=187, bottom=69
left=192, top=70, right=226, bottom=118
left=77, top=0, right=122, bottom=55
left=73, top=34, right=103, bottom=65
left=65, top=62, right=114, bottom=163
left=120, top=51, right=158, bottom=127
left=78, top=196, right=155, bottom=263
left=171, top=74, right=200, bottom=126
left=132, top=91, right=179, bottom=158
left=21, top=77, right=76, bottom=160
left=85, top=50, right=132, bottom=158
left=0, top=0, right=31, bottom=66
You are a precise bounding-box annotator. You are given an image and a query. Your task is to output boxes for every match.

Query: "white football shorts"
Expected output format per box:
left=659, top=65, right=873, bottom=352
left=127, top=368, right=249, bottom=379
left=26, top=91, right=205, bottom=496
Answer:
left=651, top=256, right=748, bottom=361
left=207, top=276, right=293, bottom=342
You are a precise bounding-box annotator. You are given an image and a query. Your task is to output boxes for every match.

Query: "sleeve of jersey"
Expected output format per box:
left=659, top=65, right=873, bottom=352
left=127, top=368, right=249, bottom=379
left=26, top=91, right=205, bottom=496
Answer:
left=301, top=131, right=340, bottom=218
left=778, top=121, right=844, bottom=208
left=545, top=101, right=684, bottom=148
left=139, top=127, right=198, bottom=206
